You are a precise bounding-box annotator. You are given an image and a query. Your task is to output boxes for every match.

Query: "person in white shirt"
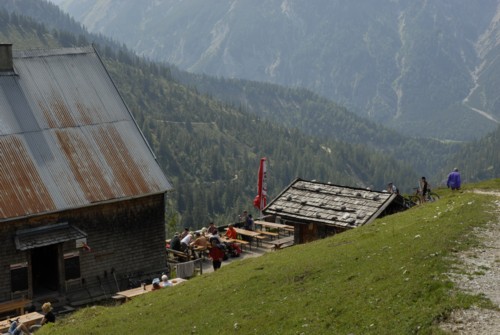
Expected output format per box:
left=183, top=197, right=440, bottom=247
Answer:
left=160, top=274, right=172, bottom=287
left=180, top=233, right=193, bottom=252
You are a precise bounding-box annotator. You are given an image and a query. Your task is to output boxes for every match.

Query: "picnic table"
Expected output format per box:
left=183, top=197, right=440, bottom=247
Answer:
left=228, top=228, right=265, bottom=247
left=112, top=278, right=187, bottom=303
left=254, top=220, right=294, bottom=236
left=0, top=312, right=44, bottom=333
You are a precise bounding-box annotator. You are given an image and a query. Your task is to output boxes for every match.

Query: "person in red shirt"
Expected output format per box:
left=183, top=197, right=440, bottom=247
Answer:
left=224, top=224, right=242, bottom=256
left=225, top=224, right=238, bottom=239
left=208, top=240, right=226, bottom=271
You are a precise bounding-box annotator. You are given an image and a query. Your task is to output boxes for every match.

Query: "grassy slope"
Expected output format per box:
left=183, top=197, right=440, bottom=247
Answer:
left=41, top=180, right=500, bottom=335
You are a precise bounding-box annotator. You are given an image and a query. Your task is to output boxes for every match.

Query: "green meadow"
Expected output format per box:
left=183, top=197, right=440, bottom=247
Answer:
left=41, top=180, right=500, bottom=335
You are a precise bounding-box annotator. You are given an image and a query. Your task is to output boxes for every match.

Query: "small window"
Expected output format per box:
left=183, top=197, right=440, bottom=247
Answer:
left=64, top=252, right=81, bottom=280
left=10, top=262, right=28, bottom=292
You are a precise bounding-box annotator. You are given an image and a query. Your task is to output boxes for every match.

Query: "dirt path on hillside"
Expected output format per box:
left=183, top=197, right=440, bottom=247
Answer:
left=439, top=190, right=500, bottom=334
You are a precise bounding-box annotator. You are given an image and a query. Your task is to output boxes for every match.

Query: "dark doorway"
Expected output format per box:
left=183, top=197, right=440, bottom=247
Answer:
left=31, top=244, right=59, bottom=294
left=299, top=223, right=318, bottom=243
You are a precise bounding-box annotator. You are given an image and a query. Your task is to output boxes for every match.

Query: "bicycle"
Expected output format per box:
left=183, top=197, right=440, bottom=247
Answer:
left=412, top=188, right=440, bottom=204
left=400, top=194, right=418, bottom=208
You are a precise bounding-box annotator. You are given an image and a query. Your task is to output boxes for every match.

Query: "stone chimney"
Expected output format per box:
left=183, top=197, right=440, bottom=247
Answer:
left=0, top=43, right=14, bottom=72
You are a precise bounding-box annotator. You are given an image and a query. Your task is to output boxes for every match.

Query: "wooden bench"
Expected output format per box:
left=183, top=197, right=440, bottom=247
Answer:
left=254, top=235, right=267, bottom=247
left=166, top=248, right=190, bottom=261
left=0, top=298, right=31, bottom=316
left=255, top=230, right=279, bottom=239
left=231, top=238, right=249, bottom=251
left=271, top=236, right=295, bottom=250
left=222, top=238, right=250, bottom=251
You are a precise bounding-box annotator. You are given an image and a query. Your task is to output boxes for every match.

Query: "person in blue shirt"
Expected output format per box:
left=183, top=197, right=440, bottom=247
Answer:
left=8, top=319, right=30, bottom=335
left=447, top=168, right=461, bottom=190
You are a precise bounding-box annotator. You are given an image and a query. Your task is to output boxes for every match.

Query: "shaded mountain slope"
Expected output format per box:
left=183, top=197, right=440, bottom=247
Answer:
left=58, top=0, right=500, bottom=140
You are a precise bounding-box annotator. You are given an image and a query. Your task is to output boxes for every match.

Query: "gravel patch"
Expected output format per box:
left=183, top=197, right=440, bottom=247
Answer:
left=439, top=191, right=500, bottom=334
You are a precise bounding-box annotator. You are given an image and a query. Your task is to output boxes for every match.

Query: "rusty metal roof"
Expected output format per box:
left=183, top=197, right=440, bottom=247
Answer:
left=263, top=178, right=397, bottom=229
left=0, top=46, right=172, bottom=221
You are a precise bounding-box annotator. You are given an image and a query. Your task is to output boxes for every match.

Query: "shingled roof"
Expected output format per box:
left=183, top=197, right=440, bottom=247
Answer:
left=0, top=45, right=172, bottom=221
left=263, top=178, right=398, bottom=229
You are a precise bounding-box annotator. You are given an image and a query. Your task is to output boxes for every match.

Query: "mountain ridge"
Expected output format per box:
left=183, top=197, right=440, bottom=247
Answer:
left=57, top=0, right=500, bottom=140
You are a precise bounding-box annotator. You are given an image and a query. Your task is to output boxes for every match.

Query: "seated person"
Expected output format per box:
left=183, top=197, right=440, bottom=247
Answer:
left=29, top=302, right=56, bottom=333
left=170, top=232, right=181, bottom=251
left=180, top=227, right=190, bottom=239
left=209, top=230, right=222, bottom=244
left=151, top=278, right=162, bottom=291
left=191, top=232, right=208, bottom=248
left=8, top=319, right=30, bottom=335
left=180, top=232, right=193, bottom=252
left=207, top=222, right=218, bottom=235
left=200, top=227, right=207, bottom=236
left=190, top=232, right=208, bottom=258
left=160, top=274, right=172, bottom=287
left=225, top=224, right=238, bottom=239
left=224, top=224, right=242, bottom=256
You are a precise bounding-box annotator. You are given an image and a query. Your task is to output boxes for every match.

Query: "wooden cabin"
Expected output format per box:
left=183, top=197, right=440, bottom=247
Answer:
left=0, top=44, right=172, bottom=309
left=263, top=178, right=406, bottom=244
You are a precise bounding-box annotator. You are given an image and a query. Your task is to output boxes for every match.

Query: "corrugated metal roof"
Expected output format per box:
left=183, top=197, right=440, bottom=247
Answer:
left=263, top=178, right=396, bottom=229
left=0, top=46, right=172, bottom=221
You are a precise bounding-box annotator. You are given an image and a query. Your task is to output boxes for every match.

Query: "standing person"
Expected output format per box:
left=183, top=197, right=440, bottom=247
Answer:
left=244, top=214, right=254, bottom=231
left=387, top=182, right=399, bottom=194
left=241, top=213, right=255, bottom=242
left=238, top=210, right=249, bottom=228
left=208, top=239, right=225, bottom=271
left=419, top=177, right=429, bottom=203
left=447, top=168, right=461, bottom=190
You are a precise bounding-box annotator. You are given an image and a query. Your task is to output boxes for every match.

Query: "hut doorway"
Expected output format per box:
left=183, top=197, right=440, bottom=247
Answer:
left=31, top=244, right=60, bottom=295
left=299, top=223, right=318, bottom=243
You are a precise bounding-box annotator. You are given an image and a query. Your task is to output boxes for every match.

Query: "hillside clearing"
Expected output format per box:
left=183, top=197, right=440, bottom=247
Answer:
left=38, top=182, right=500, bottom=334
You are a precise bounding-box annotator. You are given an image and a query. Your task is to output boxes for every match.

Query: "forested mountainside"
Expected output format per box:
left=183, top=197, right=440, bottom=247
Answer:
left=0, top=5, right=419, bottom=230
left=57, top=0, right=500, bottom=141
left=172, top=71, right=460, bottom=176
left=452, top=125, right=500, bottom=183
